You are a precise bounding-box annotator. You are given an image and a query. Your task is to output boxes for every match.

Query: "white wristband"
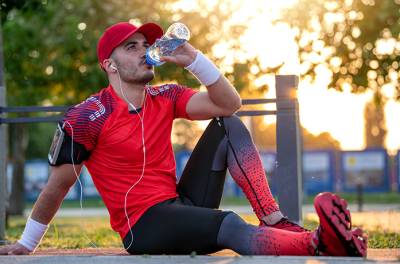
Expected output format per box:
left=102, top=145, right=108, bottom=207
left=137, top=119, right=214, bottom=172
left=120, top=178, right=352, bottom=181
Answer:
left=18, top=217, right=49, bottom=252
left=185, top=51, right=221, bottom=86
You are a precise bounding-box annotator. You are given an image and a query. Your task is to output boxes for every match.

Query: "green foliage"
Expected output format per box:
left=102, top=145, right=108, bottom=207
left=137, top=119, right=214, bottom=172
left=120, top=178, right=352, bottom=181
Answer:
left=26, top=122, right=56, bottom=159
left=280, top=0, right=400, bottom=148
left=3, top=1, right=111, bottom=106
left=2, top=0, right=250, bottom=106
left=2, top=0, right=252, bottom=156
left=281, top=0, right=400, bottom=96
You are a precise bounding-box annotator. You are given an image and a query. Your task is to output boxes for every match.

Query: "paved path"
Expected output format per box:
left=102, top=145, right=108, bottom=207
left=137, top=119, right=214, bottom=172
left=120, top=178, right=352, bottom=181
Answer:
left=0, top=255, right=375, bottom=264
left=1, top=252, right=399, bottom=264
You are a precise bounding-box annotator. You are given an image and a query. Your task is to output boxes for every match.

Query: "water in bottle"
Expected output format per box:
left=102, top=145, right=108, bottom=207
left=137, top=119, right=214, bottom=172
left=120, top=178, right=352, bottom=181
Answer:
left=146, top=22, right=190, bottom=66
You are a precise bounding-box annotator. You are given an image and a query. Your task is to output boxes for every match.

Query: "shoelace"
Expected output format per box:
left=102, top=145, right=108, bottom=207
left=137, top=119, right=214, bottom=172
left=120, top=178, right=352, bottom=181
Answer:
left=276, top=217, right=310, bottom=232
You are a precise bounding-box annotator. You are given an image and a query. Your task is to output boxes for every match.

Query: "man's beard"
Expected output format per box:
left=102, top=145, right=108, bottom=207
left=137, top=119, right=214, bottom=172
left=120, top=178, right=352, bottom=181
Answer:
left=121, top=69, right=154, bottom=84
left=136, top=71, right=155, bottom=84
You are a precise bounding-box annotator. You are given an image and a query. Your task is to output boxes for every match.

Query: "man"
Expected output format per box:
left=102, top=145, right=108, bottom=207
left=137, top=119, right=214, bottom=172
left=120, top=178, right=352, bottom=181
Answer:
left=0, top=21, right=366, bottom=256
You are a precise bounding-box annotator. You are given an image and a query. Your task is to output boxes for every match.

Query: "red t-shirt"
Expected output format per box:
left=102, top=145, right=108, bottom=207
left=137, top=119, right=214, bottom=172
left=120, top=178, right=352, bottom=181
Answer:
left=62, top=84, right=197, bottom=239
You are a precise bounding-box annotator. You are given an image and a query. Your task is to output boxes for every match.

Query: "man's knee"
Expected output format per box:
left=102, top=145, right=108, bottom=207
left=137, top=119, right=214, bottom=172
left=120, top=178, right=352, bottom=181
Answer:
left=220, top=115, right=250, bottom=136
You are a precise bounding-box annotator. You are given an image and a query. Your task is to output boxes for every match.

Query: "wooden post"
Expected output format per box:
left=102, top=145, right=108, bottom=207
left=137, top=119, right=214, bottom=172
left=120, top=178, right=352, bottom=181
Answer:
left=275, top=75, right=303, bottom=223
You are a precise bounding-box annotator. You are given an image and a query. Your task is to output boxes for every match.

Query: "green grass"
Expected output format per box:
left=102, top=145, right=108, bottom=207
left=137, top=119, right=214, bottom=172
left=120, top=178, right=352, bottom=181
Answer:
left=303, top=192, right=400, bottom=204
left=221, top=192, right=400, bottom=206
left=5, top=214, right=400, bottom=249
left=24, top=192, right=400, bottom=209
left=6, top=216, right=121, bottom=248
left=303, top=218, right=400, bottom=249
left=366, top=231, right=400, bottom=248
left=26, top=198, right=106, bottom=209
left=17, top=192, right=399, bottom=250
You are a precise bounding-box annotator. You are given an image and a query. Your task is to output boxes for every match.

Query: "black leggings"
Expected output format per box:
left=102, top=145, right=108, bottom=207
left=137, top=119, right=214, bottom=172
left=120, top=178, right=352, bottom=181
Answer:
left=123, top=116, right=251, bottom=254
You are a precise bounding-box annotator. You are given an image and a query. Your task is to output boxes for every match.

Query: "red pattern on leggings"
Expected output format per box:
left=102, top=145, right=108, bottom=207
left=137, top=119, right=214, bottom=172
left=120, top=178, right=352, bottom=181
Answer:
left=249, top=227, right=314, bottom=255
left=227, top=142, right=280, bottom=220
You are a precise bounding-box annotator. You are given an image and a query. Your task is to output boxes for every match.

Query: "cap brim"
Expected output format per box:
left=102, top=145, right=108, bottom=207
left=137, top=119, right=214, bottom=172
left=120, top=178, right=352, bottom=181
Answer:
left=111, top=23, right=164, bottom=54
left=136, top=23, right=164, bottom=45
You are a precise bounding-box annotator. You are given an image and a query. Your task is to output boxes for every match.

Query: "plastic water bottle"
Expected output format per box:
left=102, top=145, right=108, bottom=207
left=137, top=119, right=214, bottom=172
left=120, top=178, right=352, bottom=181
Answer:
left=146, top=22, right=190, bottom=66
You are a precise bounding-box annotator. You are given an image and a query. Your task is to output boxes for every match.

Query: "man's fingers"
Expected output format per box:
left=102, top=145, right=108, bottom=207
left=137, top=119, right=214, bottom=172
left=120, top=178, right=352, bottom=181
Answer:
left=7, top=249, right=29, bottom=255
left=0, top=245, right=11, bottom=255
left=14, top=244, right=31, bottom=255
left=0, top=244, right=31, bottom=255
left=160, top=56, right=177, bottom=63
left=13, top=249, right=25, bottom=255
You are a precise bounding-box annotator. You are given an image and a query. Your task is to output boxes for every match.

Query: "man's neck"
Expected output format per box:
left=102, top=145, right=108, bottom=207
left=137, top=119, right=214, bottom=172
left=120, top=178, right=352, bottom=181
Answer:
left=111, top=80, right=147, bottom=109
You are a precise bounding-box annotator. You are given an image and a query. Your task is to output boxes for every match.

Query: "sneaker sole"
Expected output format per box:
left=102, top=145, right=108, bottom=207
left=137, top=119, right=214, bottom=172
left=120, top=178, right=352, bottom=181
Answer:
left=315, top=192, right=367, bottom=257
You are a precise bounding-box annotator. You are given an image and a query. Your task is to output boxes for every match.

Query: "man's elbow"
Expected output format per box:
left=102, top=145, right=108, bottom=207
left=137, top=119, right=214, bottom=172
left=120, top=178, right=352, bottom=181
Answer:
left=232, top=97, right=242, bottom=113
left=224, top=97, right=242, bottom=116
left=235, top=97, right=242, bottom=111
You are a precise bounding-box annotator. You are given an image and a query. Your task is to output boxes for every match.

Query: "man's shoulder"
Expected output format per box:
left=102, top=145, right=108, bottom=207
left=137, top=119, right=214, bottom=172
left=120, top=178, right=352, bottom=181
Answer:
left=65, top=88, right=115, bottom=123
left=147, top=83, right=187, bottom=96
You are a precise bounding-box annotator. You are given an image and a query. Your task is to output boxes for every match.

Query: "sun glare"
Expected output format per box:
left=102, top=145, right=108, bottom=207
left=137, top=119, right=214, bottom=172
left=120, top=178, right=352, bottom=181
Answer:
left=177, top=0, right=400, bottom=151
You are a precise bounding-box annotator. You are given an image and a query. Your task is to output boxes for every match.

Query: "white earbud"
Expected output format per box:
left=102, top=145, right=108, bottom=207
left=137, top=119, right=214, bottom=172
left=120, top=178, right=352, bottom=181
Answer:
left=110, top=65, right=117, bottom=71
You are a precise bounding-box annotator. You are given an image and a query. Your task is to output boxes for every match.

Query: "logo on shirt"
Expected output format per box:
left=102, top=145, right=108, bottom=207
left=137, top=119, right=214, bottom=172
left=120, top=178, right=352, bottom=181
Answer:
left=85, top=97, right=105, bottom=121
left=147, top=84, right=173, bottom=96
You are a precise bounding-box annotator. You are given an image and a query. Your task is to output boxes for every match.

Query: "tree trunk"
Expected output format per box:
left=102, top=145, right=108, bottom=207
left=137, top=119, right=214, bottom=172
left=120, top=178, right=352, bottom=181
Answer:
left=9, top=124, right=29, bottom=215
left=364, top=92, right=387, bottom=148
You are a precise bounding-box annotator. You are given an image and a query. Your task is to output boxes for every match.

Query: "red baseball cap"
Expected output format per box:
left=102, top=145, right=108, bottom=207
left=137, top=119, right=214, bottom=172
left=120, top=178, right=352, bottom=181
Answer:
left=97, top=21, right=163, bottom=67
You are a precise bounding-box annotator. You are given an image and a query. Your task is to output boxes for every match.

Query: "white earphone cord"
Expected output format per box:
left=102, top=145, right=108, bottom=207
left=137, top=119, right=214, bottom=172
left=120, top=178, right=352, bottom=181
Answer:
left=66, top=122, right=128, bottom=256
left=116, top=66, right=147, bottom=252
left=63, top=121, right=100, bottom=250
left=63, top=67, right=147, bottom=254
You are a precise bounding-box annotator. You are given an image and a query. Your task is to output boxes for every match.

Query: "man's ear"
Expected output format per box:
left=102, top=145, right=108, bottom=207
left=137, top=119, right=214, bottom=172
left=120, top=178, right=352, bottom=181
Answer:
left=102, top=59, right=117, bottom=73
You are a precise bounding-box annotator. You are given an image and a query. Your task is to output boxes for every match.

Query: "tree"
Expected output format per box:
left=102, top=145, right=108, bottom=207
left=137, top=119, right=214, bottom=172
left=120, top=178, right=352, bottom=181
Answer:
left=0, top=0, right=162, bottom=214
left=282, top=0, right=400, bottom=93
left=280, top=0, right=400, bottom=148
left=1, top=0, right=251, bottom=214
left=253, top=122, right=341, bottom=151
left=364, top=91, right=387, bottom=147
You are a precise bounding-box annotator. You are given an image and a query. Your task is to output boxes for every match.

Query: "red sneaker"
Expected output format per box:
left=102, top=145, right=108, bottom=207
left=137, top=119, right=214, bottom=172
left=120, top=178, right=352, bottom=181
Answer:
left=260, top=217, right=309, bottom=232
left=312, top=192, right=367, bottom=257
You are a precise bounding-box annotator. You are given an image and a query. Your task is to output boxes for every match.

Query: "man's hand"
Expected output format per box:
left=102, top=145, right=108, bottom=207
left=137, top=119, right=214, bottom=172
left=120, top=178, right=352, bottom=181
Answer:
left=0, top=164, right=82, bottom=256
left=160, top=42, right=197, bottom=67
left=0, top=242, right=31, bottom=255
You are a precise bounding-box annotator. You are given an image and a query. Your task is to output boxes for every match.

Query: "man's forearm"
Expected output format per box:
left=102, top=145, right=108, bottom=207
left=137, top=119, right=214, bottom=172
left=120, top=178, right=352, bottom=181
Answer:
left=206, top=75, right=242, bottom=112
left=17, top=164, right=79, bottom=252
left=185, top=51, right=242, bottom=113
left=30, top=187, right=68, bottom=224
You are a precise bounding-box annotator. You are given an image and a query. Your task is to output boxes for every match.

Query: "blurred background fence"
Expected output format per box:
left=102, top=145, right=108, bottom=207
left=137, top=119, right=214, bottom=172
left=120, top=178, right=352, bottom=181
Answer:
left=8, top=147, right=398, bottom=203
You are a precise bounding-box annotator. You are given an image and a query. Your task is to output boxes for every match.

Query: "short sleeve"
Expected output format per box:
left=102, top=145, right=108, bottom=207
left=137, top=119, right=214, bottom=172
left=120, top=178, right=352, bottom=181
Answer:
left=48, top=90, right=115, bottom=166
left=62, top=96, right=110, bottom=151
left=173, top=85, right=197, bottom=119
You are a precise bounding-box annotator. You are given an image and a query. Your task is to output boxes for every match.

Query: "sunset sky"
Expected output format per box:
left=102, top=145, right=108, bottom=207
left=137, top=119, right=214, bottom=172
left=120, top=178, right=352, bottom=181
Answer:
left=178, top=0, right=400, bottom=152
